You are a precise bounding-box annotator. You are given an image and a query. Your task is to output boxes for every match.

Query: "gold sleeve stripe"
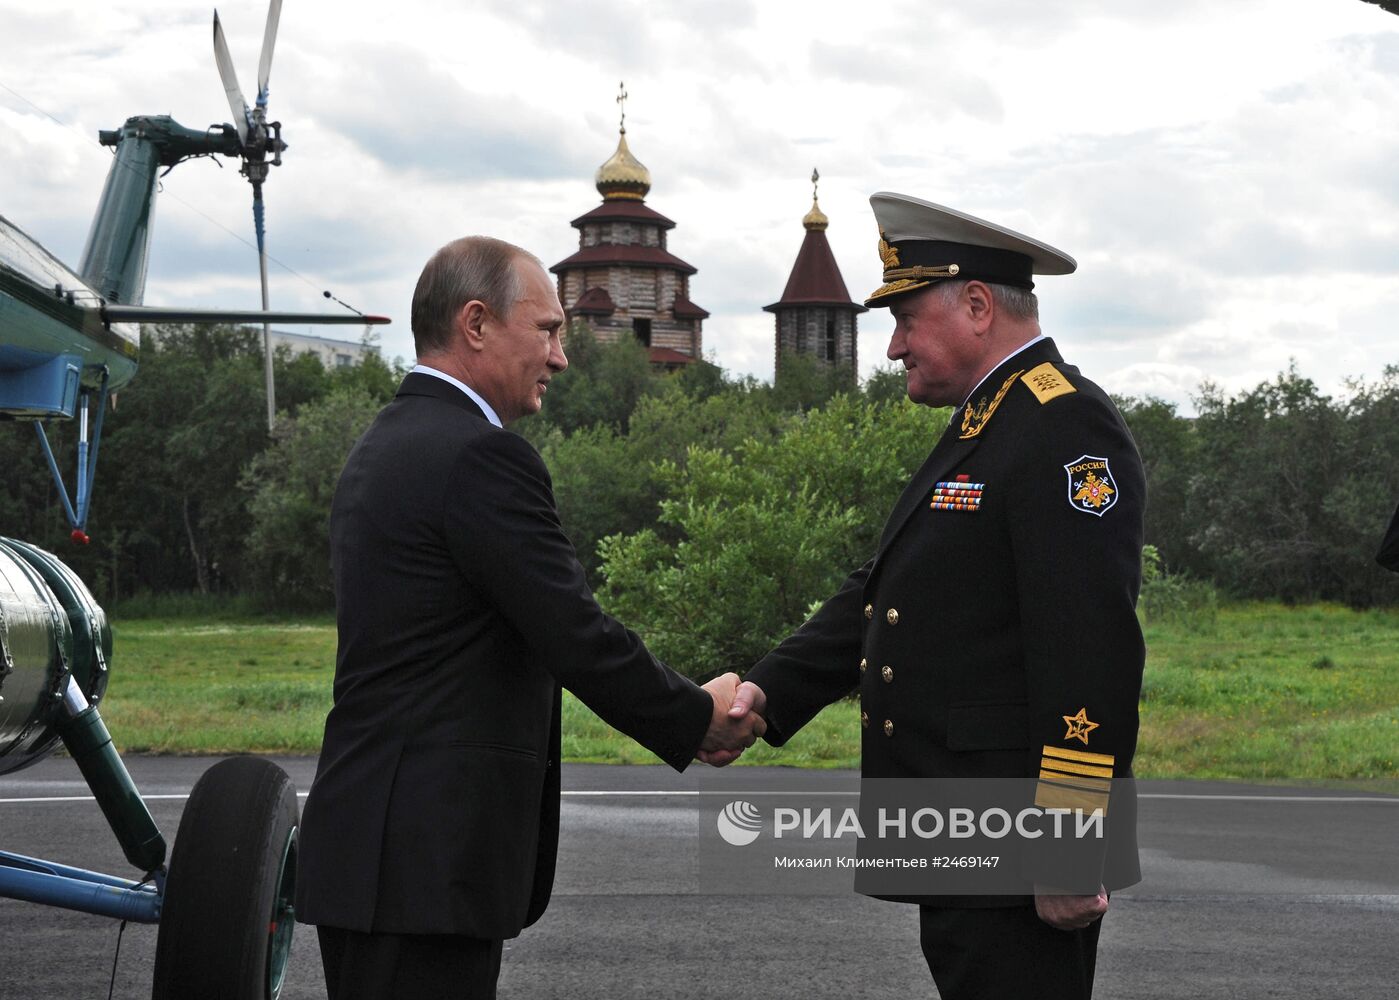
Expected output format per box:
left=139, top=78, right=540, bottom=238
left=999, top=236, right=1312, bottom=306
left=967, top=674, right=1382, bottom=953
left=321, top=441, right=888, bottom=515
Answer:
left=1038, top=758, right=1114, bottom=779
left=1039, top=769, right=1112, bottom=792
left=1042, top=745, right=1115, bottom=766
left=1035, top=783, right=1110, bottom=816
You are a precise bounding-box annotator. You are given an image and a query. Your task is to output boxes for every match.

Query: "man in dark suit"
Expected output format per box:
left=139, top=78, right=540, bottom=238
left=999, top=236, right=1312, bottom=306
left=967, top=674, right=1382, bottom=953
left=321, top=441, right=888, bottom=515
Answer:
left=717, top=193, right=1146, bottom=999
left=296, top=236, right=764, bottom=999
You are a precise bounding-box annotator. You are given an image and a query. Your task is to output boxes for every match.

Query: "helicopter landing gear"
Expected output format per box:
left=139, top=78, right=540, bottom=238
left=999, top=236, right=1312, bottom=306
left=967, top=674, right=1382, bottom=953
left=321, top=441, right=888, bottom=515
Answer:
left=152, top=757, right=299, bottom=1000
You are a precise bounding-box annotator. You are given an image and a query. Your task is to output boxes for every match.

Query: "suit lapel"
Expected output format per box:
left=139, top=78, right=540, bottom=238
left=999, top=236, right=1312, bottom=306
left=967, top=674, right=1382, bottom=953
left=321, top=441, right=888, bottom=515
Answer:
left=397, top=371, right=489, bottom=422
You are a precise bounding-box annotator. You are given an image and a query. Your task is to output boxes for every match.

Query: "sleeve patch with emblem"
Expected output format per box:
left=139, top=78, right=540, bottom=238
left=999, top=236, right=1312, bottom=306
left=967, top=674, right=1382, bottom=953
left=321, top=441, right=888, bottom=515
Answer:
left=1063, top=455, right=1119, bottom=517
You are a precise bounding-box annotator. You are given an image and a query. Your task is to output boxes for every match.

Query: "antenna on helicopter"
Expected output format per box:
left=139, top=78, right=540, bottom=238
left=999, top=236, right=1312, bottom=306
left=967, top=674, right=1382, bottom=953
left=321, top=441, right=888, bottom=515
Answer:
left=212, top=0, right=285, bottom=433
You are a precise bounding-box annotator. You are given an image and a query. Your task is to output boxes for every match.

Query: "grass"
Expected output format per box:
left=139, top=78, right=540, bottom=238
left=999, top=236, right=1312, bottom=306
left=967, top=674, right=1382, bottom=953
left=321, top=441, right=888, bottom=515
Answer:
left=1135, top=602, right=1399, bottom=784
left=96, top=603, right=1399, bottom=782
left=563, top=695, right=861, bottom=768
left=102, top=617, right=337, bottom=754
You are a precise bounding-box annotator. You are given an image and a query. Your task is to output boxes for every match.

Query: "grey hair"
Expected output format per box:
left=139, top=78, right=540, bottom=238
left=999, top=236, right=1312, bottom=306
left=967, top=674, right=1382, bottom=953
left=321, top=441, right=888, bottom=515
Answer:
left=410, top=236, right=543, bottom=355
left=931, top=279, right=1039, bottom=322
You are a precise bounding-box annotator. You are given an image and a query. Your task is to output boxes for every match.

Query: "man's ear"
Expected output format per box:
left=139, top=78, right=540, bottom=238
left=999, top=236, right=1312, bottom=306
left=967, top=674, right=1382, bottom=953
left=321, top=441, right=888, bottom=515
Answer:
left=456, top=299, right=491, bottom=352
left=964, top=281, right=995, bottom=335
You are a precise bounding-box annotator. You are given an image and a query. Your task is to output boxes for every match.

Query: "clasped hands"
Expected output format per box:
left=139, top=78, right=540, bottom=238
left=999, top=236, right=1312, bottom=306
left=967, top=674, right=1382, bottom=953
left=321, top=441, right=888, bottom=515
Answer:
left=697, top=674, right=768, bottom=767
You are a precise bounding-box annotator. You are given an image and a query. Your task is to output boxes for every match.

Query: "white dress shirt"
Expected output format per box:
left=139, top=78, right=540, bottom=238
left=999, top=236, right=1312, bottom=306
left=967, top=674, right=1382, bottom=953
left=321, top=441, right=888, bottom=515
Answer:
left=411, top=364, right=503, bottom=428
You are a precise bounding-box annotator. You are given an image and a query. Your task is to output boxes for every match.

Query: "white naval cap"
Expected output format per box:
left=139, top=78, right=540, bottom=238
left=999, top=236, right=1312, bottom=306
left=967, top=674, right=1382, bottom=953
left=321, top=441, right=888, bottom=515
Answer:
left=865, top=191, right=1077, bottom=307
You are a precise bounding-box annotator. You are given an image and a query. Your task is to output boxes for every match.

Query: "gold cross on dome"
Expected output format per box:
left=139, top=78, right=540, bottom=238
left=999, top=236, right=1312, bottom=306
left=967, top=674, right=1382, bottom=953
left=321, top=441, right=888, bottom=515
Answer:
left=811, top=167, right=820, bottom=200
left=617, top=82, right=628, bottom=133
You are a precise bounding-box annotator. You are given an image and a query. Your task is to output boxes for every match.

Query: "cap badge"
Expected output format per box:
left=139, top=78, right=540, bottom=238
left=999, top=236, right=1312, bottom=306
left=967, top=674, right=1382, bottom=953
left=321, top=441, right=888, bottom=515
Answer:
left=878, top=229, right=901, bottom=270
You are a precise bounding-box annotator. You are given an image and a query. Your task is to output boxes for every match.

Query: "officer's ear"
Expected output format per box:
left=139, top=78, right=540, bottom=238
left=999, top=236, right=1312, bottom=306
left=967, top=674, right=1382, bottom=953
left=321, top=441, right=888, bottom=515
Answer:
left=455, top=299, right=492, bottom=353
left=963, top=281, right=995, bottom=334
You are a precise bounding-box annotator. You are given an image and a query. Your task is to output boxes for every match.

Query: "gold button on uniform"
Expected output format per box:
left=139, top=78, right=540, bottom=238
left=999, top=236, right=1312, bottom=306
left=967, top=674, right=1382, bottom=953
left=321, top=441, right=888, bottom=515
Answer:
left=881, top=665, right=893, bottom=683
left=886, top=608, right=900, bottom=625
left=859, top=657, right=867, bottom=673
left=883, top=719, right=894, bottom=737
left=864, top=603, right=874, bottom=620
left=860, top=711, right=870, bottom=728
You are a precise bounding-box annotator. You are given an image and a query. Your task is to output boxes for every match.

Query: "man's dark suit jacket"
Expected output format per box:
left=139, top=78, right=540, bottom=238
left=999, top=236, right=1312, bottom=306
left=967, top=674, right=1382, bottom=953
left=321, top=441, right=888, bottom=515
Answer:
left=747, top=338, right=1146, bottom=902
left=295, top=372, right=712, bottom=940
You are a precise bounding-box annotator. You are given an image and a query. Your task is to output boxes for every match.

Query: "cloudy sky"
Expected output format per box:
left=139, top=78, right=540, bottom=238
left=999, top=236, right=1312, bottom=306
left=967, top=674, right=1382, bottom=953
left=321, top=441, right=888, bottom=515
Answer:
left=4, top=0, right=1398, bottom=412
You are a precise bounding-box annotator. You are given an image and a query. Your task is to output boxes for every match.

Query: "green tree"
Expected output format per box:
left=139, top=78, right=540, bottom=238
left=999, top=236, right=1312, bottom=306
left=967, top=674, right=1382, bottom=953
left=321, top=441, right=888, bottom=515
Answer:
left=0, top=326, right=402, bottom=603
left=531, top=324, right=662, bottom=434
left=541, top=381, right=793, bottom=582
left=670, top=356, right=727, bottom=400
left=863, top=364, right=909, bottom=405
left=596, top=395, right=946, bottom=676
left=1115, top=395, right=1199, bottom=573
left=770, top=352, right=847, bottom=412
left=242, top=386, right=384, bottom=606
left=88, top=325, right=269, bottom=596
left=328, top=349, right=404, bottom=403
left=1186, top=365, right=1399, bottom=605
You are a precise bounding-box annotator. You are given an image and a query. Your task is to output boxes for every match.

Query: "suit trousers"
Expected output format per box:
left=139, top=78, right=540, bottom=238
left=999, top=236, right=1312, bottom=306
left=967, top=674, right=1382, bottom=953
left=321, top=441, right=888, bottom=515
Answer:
left=317, top=925, right=504, bottom=1000
left=919, top=904, right=1102, bottom=1000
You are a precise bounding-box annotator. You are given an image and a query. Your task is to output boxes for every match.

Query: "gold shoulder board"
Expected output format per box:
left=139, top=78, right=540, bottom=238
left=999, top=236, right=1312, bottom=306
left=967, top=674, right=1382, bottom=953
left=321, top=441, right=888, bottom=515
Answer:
left=1021, top=363, right=1076, bottom=404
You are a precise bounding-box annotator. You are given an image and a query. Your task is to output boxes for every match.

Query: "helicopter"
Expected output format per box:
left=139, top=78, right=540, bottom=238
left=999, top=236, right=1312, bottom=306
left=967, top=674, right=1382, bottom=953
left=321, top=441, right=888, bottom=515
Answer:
left=0, top=2, right=388, bottom=996
left=0, top=0, right=388, bottom=545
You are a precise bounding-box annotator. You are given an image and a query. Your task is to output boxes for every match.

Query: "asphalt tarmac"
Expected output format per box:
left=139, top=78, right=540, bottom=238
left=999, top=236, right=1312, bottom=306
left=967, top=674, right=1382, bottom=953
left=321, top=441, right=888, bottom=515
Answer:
left=2, top=756, right=1396, bottom=999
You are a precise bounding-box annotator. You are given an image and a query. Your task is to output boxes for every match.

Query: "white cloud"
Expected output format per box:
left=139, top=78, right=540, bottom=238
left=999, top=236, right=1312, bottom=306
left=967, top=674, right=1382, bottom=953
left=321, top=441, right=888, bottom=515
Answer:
left=4, top=0, right=1399, bottom=411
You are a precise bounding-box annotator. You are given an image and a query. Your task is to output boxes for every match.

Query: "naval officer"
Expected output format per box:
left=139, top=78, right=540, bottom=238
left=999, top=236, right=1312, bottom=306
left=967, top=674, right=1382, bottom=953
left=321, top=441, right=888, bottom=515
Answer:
left=719, top=193, right=1147, bottom=999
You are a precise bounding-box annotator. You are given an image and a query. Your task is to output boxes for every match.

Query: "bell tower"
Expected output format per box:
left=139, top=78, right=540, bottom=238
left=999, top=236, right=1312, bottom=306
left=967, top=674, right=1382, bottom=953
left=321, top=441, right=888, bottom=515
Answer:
left=765, top=170, right=865, bottom=385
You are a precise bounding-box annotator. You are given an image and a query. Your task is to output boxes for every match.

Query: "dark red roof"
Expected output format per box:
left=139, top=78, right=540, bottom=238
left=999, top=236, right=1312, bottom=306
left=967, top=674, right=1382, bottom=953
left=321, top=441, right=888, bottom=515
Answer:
left=570, top=200, right=676, bottom=230
left=571, top=287, right=616, bottom=315
left=552, top=244, right=698, bottom=276
left=672, top=293, right=709, bottom=319
left=648, top=346, right=696, bottom=366
left=763, top=228, right=867, bottom=312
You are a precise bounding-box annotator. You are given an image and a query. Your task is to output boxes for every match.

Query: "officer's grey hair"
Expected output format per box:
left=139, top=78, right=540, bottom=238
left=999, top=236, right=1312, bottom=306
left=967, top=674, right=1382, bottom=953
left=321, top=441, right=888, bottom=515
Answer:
left=411, top=236, right=543, bottom=355
left=932, top=279, right=1039, bottom=322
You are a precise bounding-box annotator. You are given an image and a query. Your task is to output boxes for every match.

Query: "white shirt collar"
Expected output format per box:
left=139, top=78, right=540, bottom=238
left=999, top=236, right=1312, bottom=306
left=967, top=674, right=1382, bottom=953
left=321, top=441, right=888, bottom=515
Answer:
left=960, top=334, right=1046, bottom=407
left=411, top=364, right=503, bottom=428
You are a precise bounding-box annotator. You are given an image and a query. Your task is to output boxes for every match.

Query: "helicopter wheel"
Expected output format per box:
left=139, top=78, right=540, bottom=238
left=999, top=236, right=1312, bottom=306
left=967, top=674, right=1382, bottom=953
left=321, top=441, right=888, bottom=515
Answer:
left=151, top=757, right=299, bottom=1000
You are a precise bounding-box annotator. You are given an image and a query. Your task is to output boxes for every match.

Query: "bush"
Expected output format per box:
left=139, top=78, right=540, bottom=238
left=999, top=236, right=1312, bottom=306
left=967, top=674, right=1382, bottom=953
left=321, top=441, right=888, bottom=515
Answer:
left=596, top=395, right=947, bottom=677
left=1139, top=545, right=1218, bottom=628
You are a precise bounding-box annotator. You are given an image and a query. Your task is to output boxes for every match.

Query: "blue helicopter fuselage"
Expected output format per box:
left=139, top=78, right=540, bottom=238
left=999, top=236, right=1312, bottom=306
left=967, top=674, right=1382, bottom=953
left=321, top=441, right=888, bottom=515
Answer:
left=0, top=215, right=140, bottom=416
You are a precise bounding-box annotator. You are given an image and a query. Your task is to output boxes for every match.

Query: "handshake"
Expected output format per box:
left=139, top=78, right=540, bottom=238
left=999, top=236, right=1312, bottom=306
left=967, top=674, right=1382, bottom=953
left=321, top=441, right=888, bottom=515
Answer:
left=696, top=673, right=768, bottom=767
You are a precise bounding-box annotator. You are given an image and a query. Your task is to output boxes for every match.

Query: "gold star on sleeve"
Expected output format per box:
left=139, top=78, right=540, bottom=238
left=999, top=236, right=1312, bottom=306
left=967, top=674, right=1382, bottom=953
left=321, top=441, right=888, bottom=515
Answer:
left=1061, top=707, right=1100, bottom=744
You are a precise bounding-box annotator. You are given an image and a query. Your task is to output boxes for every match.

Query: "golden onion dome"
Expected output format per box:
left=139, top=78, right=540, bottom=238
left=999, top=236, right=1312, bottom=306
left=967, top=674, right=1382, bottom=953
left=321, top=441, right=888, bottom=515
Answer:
left=595, top=129, right=651, bottom=201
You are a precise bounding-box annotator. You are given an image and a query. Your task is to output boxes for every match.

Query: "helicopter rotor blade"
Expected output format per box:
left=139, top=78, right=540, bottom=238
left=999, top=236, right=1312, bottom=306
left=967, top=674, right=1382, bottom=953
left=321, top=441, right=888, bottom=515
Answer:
left=212, top=10, right=250, bottom=145
left=256, top=0, right=283, bottom=109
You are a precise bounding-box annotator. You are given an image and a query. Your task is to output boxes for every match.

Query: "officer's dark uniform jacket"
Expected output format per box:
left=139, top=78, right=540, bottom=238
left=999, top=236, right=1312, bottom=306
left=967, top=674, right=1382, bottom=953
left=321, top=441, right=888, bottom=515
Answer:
left=747, top=337, right=1145, bottom=902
